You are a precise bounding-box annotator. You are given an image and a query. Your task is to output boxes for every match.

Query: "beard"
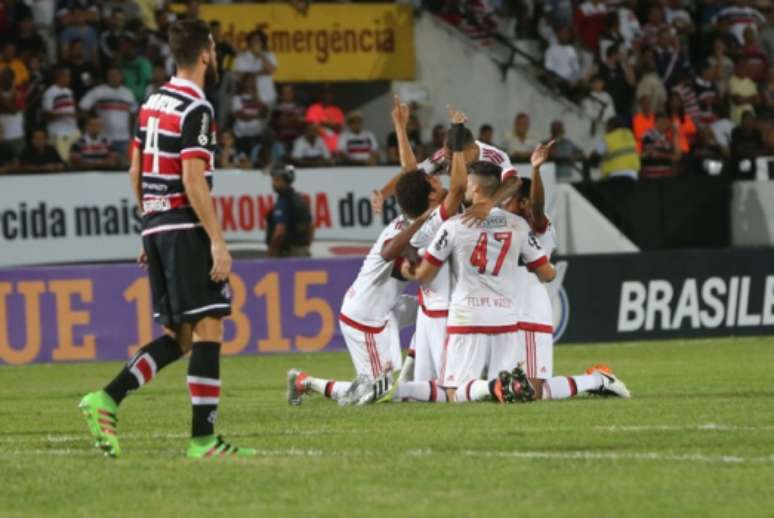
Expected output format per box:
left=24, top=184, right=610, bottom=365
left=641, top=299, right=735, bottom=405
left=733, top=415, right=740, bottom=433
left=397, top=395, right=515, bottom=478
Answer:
left=204, top=61, right=219, bottom=90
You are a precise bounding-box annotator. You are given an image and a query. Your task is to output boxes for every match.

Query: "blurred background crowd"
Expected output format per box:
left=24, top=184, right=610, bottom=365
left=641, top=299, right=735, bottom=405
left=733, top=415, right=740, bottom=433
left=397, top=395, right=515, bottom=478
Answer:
left=1, top=0, right=773, bottom=181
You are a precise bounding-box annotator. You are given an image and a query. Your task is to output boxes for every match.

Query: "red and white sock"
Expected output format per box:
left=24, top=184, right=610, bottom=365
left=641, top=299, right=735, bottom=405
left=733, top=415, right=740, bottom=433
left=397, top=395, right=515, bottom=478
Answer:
left=542, top=374, right=603, bottom=400
left=308, top=377, right=351, bottom=402
left=129, top=352, right=157, bottom=387
left=394, top=381, right=447, bottom=402
left=453, top=380, right=492, bottom=402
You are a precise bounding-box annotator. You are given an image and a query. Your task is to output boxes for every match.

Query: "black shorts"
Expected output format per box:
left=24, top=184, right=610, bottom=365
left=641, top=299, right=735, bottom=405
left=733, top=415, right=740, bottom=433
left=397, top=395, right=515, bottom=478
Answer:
left=143, top=227, right=232, bottom=327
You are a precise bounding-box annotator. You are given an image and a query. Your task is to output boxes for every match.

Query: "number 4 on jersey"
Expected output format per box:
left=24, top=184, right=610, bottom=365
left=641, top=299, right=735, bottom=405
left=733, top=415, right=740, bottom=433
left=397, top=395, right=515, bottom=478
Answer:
left=469, top=232, right=512, bottom=276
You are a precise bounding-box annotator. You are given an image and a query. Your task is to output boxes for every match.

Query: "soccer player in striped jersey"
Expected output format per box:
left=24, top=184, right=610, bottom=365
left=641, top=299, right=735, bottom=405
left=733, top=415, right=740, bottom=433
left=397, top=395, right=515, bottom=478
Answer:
left=79, top=19, right=256, bottom=458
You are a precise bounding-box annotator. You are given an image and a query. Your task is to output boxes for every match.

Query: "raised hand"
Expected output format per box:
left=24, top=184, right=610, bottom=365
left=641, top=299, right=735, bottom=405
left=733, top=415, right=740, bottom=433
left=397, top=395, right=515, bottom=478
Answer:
left=372, top=189, right=384, bottom=215
left=447, top=104, right=468, bottom=125
left=391, top=95, right=410, bottom=129
left=531, top=140, right=555, bottom=169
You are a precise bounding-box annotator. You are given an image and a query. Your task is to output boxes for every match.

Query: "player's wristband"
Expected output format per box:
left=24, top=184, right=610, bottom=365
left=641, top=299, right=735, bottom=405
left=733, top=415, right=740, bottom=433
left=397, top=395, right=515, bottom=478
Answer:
left=449, top=123, right=466, bottom=152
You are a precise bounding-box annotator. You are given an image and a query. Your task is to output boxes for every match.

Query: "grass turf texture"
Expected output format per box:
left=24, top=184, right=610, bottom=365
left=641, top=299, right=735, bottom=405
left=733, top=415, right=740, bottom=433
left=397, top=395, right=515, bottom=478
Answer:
left=2, top=337, right=773, bottom=517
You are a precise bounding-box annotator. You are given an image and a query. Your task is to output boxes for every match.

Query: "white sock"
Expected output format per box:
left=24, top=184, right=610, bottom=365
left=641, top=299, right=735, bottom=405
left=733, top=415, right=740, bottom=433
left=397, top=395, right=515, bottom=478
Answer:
left=394, top=381, right=447, bottom=402
left=542, top=374, right=603, bottom=400
left=398, top=354, right=415, bottom=384
left=454, top=380, right=493, bottom=402
left=309, top=377, right=351, bottom=402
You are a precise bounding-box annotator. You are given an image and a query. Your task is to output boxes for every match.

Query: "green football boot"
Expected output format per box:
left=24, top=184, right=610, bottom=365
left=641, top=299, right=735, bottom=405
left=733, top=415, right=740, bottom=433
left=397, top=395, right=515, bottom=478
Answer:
left=186, top=435, right=257, bottom=459
left=78, top=390, right=121, bottom=457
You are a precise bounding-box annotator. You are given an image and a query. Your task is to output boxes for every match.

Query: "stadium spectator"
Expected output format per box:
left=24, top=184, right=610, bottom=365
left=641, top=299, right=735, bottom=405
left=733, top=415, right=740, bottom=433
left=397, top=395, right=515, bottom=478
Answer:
left=712, top=1, right=765, bottom=45
left=18, top=127, right=66, bottom=173
left=598, top=12, right=624, bottom=62
left=2, top=0, right=34, bottom=27
left=305, top=85, right=343, bottom=153
left=544, top=26, right=585, bottom=99
left=144, top=63, right=167, bottom=98
left=291, top=122, right=331, bottom=167
left=711, top=102, right=734, bottom=153
left=0, top=69, right=26, bottom=157
left=575, top=0, right=608, bottom=51
left=266, top=165, right=313, bottom=258
left=641, top=5, right=669, bottom=48
left=653, top=27, right=689, bottom=88
left=79, top=66, right=136, bottom=161
left=0, top=42, right=29, bottom=88
left=69, top=114, right=118, bottom=170
left=599, top=44, right=636, bottom=118
left=730, top=57, right=760, bottom=124
left=690, top=126, right=727, bottom=176
left=641, top=112, right=681, bottom=178
left=59, top=8, right=99, bottom=63
left=337, top=111, right=380, bottom=166
left=741, top=26, right=769, bottom=82
left=504, top=112, right=538, bottom=162
left=231, top=73, right=268, bottom=155
left=233, top=29, right=278, bottom=107
left=760, top=9, right=774, bottom=61
left=423, top=123, right=446, bottom=159
left=664, top=0, right=694, bottom=39
left=210, top=20, right=235, bottom=79
left=98, top=8, right=126, bottom=63
left=694, top=62, right=720, bottom=118
left=272, top=84, right=306, bottom=152
left=635, top=50, right=668, bottom=113
left=478, top=123, right=494, bottom=145
left=548, top=119, right=584, bottom=180
left=216, top=129, right=250, bottom=169
left=731, top=110, right=765, bottom=179
left=708, top=37, right=735, bottom=97
left=616, top=0, right=641, bottom=48
left=671, top=72, right=700, bottom=122
left=633, top=94, right=656, bottom=152
left=63, top=39, right=99, bottom=101
left=42, top=66, right=80, bottom=161
left=0, top=126, right=18, bottom=173
left=760, top=66, right=774, bottom=119
left=13, top=14, right=47, bottom=60
left=593, top=116, right=639, bottom=181
left=667, top=91, right=697, bottom=153
left=119, top=37, right=152, bottom=103
left=386, top=113, right=423, bottom=165
left=56, top=0, right=100, bottom=27
left=250, top=132, right=287, bottom=169
left=583, top=76, right=616, bottom=134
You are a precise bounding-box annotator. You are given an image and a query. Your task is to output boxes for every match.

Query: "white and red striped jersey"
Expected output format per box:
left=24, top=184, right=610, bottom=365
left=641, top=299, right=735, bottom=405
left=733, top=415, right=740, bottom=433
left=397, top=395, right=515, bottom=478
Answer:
left=231, top=94, right=266, bottom=138
left=425, top=208, right=547, bottom=333
left=79, top=84, right=137, bottom=142
left=340, top=216, right=410, bottom=331
left=337, top=129, right=379, bottom=162
left=519, top=218, right=557, bottom=331
left=410, top=203, right=455, bottom=315
left=42, top=84, right=78, bottom=137
left=418, top=140, right=517, bottom=181
left=133, top=76, right=216, bottom=236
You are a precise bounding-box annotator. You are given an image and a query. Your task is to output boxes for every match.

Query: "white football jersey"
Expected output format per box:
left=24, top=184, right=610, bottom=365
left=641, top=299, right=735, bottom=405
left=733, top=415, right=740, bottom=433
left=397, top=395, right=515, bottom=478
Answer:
left=417, top=140, right=517, bottom=181
left=340, top=216, right=409, bottom=328
left=410, top=204, right=454, bottom=313
left=425, top=208, right=547, bottom=332
left=519, top=219, right=558, bottom=329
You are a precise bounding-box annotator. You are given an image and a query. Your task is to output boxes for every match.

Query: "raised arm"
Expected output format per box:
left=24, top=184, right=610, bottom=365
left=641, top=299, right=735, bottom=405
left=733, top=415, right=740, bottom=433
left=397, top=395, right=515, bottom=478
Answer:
left=372, top=96, right=415, bottom=213
left=442, top=107, right=470, bottom=216
left=461, top=176, right=521, bottom=226
left=380, top=208, right=432, bottom=262
left=530, top=140, right=554, bottom=231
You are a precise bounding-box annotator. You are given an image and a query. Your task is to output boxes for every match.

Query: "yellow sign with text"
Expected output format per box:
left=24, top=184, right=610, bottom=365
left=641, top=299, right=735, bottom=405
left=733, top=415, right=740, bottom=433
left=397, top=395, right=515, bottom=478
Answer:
left=199, top=3, right=415, bottom=82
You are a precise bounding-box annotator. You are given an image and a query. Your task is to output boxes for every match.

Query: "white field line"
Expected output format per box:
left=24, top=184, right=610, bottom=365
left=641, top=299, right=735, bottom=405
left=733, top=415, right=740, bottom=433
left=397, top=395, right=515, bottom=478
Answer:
left=4, top=447, right=774, bottom=465
left=0, top=422, right=771, bottom=445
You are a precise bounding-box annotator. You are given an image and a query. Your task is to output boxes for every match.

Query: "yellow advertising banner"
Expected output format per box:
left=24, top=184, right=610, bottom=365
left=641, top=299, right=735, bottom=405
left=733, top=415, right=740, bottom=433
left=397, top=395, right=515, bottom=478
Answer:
left=197, top=3, right=415, bottom=82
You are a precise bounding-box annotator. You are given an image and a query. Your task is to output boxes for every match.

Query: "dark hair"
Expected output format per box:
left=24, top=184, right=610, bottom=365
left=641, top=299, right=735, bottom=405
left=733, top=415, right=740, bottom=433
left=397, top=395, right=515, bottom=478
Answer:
left=249, top=29, right=268, bottom=49
left=443, top=127, right=474, bottom=150
left=468, top=161, right=501, bottom=196
left=517, top=177, right=531, bottom=200
left=479, top=124, right=493, bottom=133
left=168, top=19, right=211, bottom=68
left=395, top=170, right=432, bottom=219
left=654, top=111, right=669, bottom=121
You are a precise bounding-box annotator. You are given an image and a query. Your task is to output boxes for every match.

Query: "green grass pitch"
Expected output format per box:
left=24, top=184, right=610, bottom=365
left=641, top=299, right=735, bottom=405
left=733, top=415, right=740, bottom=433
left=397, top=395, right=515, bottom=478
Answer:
left=2, top=337, right=773, bottom=517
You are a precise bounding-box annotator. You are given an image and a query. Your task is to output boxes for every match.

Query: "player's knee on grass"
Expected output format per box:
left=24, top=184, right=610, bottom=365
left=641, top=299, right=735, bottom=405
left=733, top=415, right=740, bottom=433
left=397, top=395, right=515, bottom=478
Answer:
left=530, top=378, right=544, bottom=400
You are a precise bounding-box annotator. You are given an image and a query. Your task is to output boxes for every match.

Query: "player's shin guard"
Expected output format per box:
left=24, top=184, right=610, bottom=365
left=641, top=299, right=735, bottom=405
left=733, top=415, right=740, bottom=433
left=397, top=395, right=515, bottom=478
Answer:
left=187, top=342, right=221, bottom=438
left=394, top=381, right=447, bottom=402
left=308, top=377, right=351, bottom=402
left=104, top=335, right=183, bottom=405
left=453, top=380, right=495, bottom=402
left=541, top=374, right=602, bottom=400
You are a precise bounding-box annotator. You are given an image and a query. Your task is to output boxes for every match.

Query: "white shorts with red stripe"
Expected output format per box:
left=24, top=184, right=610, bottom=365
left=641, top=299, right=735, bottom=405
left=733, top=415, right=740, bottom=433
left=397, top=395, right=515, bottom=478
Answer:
left=340, top=315, right=402, bottom=379
left=413, top=309, right=447, bottom=382
left=516, top=324, right=554, bottom=380
left=441, top=331, right=519, bottom=388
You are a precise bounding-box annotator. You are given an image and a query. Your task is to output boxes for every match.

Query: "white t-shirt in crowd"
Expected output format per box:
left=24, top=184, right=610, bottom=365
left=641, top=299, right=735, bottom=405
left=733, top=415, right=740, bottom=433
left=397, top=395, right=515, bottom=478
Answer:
left=232, top=51, right=278, bottom=106
left=231, top=94, right=265, bottom=138
left=0, top=91, right=24, bottom=141
left=79, top=84, right=137, bottom=142
left=291, top=135, right=331, bottom=161
left=42, top=84, right=79, bottom=137
left=544, top=44, right=581, bottom=82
